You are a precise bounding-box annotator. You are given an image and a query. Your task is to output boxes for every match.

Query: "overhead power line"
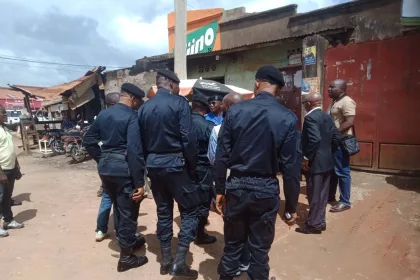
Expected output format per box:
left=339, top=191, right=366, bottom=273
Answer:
left=0, top=54, right=129, bottom=69
left=0, top=61, right=88, bottom=73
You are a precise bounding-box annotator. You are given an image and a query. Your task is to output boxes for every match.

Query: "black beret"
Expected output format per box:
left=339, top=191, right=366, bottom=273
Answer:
left=208, top=95, right=223, bottom=102
left=255, top=65, right=285, bottom=86
left=121, top=83, right=145, bottom=99
left=192, top=93, right=209, bottom=106
left=157, top=69, right=181, bottom=84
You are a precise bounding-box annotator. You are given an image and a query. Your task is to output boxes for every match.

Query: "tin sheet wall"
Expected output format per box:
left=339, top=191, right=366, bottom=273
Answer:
left=323, top=33, right=420, bottom=173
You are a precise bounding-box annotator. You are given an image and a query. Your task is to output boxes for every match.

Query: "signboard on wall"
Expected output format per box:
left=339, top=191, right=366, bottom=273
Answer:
left=301, top=77, right=320, bottom=95
left=173, top=21, right=219, bottom=56
left=303, top=46, right=316, bottom=65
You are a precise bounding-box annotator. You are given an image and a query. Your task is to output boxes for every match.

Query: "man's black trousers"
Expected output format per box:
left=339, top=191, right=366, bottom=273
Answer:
left=148, top=167, right=205, bottom=248
left=100, top=175, right=139, bottom=249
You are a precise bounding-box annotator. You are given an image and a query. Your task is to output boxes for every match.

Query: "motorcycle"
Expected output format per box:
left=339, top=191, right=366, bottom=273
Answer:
left=64, top=120, right=91, bottom=163
left=45, top=129, right=66, bottom=155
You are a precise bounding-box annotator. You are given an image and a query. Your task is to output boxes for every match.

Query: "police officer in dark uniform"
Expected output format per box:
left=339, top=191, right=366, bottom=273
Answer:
left=84, top=83, right=148, bottom=272
left=191, top=93, right=217, bottom=245
left=138, top=70, right=203, bottom=278
left=282, top=125, right=302, bottom=226
left=214, top=66, right=299, bottom=280
left=275, top=91, right=303, bottom=226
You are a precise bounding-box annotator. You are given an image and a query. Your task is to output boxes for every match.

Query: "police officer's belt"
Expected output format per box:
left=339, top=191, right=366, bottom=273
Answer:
left=150, top=152, right=183, bottom=158
left=230, top=170, right=276, bottom=178
left=101, top=152, right=126, bottom=160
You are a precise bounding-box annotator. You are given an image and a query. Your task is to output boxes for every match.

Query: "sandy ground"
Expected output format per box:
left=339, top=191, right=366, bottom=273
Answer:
left=1, top=144, right=419, bottom=280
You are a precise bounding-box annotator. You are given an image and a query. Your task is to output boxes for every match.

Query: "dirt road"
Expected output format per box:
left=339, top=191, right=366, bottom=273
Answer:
left=1, top=153, right=419, bottom=280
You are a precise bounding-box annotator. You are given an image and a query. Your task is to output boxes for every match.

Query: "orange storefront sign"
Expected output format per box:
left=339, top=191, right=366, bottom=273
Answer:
left=168, top=8, right=223, bottom=55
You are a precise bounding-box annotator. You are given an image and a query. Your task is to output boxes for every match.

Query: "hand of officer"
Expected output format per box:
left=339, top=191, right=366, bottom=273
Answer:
left=216, top=194, right=226, bottom=217
left=132, top=187, right=145, bottom=203
left=301, top=159, right=310, bottom=172
left=0, top=173, right=7, bottom=184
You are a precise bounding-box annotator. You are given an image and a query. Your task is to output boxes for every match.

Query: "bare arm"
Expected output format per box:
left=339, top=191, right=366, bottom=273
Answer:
left=0, top=167, right=5, bottom=183
left=338, top=115, right=355, bottom=133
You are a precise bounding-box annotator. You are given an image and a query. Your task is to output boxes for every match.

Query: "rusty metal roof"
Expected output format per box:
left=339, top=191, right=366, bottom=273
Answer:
left=219, top=4, right=297, bottom=26
left=10, top=67, right=104, bottom=101
left=0, top=87, right=24, bottom=99
left=0, top=86, right=45, bottom=99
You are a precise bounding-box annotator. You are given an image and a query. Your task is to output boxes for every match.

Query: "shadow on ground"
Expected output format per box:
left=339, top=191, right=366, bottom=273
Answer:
left=15, top=209, right=38, bottom=223
left=107, top=212, right=148, bottom=253
left=386, top=175, right=420, bottom=194
left=13, top=192, right=32, bottom=203
left=144, top=233, right=200, bottom=280
left=278, top=184, right=310, bottom=228
left=169, top=215, right=225, bottom=280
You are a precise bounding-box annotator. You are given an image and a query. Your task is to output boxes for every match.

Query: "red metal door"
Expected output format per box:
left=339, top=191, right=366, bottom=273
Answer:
left=324, top=34, right=420, bottom=173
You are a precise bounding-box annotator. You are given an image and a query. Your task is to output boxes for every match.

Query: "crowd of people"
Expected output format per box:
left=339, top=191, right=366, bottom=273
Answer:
left=0, top=64, right=356, bottom=280
left=82, top=64, right=357, bottom=280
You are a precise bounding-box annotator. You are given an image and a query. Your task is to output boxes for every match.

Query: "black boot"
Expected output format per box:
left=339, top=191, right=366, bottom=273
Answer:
left=160, top=246, right=173, bottom=275
left=195, top=218, right=217, bottom=245
left=134, top=233, right=146, bottom=249
left=117, top=248, right=148, bottom=272
left=169, top=246, right=198, bottom=278
left=219, top=276, right=234, bottom=280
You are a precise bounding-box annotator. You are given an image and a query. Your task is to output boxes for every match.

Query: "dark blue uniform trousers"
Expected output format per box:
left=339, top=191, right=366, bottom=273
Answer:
left=196, top=167, right=213, bottom=219
left=218, top=178, right=280, bottom=280
left=100, top=175, right=139, bottom=249
left=148, top=167, right=203, bottom=248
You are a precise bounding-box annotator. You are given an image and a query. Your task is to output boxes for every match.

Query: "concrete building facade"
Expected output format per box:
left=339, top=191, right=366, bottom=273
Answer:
left=104, top=0, right=420, bottom=173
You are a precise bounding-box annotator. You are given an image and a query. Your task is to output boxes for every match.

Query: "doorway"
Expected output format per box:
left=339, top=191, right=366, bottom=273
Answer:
left=277, top=66, right=303, bottom=128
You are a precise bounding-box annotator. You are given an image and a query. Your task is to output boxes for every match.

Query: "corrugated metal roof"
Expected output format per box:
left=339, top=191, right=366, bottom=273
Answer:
left=219, top=4, right=297, bottom=26
left=0, top=87, right=23, bottom=100
left=10, top=67, right=103, bottom=101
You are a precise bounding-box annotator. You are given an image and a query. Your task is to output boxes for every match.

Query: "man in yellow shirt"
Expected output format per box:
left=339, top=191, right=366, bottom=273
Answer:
left=327, top=80, right=356, bottom=213
left=0, top=105, right=24, bottom=237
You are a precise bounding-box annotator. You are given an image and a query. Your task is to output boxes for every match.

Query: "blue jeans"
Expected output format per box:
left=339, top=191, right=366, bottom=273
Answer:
left=329, top=146, right=351, bottom=206
left=96, top=190, right=118, bottom=233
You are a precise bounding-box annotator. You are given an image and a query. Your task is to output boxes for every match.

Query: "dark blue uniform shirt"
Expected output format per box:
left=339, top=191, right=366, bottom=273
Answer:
left=84, top=103, right=145, bottom=187
left=138, top=88, right=198, bottom=171
left=191, top=112, right=214, bottom=170
left=214, top=91, right=299, bottom=194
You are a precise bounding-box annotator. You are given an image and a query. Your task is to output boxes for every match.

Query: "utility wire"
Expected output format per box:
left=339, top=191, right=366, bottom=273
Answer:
left=0, top=61, right=88, bottom=73
left=187, top=0, right=196, bottom=9
left=0, top=54, right=128, bottom=69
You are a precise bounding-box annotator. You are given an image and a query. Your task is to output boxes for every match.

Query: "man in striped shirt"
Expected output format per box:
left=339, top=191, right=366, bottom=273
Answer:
left=207, top=93, right=244, bottom=165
